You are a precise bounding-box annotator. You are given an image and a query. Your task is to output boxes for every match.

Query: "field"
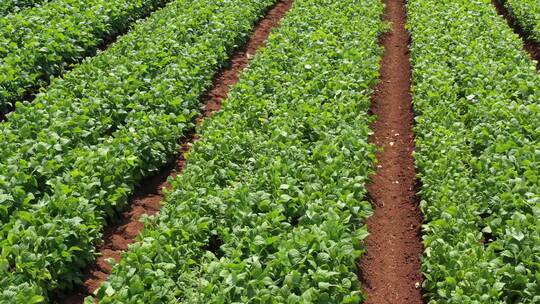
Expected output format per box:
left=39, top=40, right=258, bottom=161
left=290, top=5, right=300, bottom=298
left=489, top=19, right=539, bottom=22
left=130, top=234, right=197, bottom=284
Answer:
left=0, top=0, right=538, bottom=303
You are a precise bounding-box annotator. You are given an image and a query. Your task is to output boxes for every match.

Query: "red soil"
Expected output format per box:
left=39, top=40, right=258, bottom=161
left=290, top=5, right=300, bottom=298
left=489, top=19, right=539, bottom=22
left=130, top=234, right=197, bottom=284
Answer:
left=55, top=1, right=292, bottom=303
left=493, top=0, right=540, bottom=70
left=358, top=0, right=424, bottom=303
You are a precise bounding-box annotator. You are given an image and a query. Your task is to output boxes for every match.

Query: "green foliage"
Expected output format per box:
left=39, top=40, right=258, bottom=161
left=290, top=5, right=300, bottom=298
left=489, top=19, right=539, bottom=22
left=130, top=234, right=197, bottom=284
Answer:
left=502, top=0, right=540, bottom=44
left=95, top=0, right=385, bottom=302
left=0, top=0, right=277, bottom=302
left=407, top=0, right=540, bottom=302
left=0, top=0, right=49, bottom=16
left=0, top=0, right=168, bottom=112
left=0, top=0, right=227, bottom=227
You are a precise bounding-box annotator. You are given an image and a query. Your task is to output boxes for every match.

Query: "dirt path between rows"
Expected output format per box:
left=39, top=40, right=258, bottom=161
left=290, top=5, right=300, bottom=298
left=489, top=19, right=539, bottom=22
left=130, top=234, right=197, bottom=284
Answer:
left=55, top=1, right=293, bottom=302
left=493, top=0, right=540, bottom=70
left=358, top=0, right=424, bottom=303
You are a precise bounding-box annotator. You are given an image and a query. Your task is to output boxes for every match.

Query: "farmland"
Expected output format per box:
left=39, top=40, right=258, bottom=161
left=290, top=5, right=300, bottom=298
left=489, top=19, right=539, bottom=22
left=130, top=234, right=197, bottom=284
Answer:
left=0, top=0, right=538, bottom=303
left=409, top=0, right=539, bottom=302
left=0, top=0, right=49, bottom=16
left=0, top=0, right=168, bottom=113
left=501, top=0, right=540, bottom=44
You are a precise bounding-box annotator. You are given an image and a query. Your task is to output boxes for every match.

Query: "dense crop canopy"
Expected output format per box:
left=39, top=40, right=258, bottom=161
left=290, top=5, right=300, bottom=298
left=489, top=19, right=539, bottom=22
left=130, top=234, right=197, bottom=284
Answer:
left=408, top=0, right=540, bottom=302
left=0, top=0, right=168, bottom=112
left=0, top=0, right=278, bottom=302
left=502, top=0, right=540, bottom=44
left=0, top=0, right=247, bottom=228
left=4, top=0, right=538, bottom=302
left=0, top=0, right=49, bottom=16
left=95, top=0, right=385, bottom=302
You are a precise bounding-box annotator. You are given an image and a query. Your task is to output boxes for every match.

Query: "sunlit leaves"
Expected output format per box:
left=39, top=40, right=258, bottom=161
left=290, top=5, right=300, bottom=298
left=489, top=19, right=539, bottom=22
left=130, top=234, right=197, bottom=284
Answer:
left=0, top=0, right=278, bottom=302
left=0, top=0, right=168, bottom=111
left=503, top=0, right=540, bottom=44
left=96, top=0, right=385, bottom=302
left=408, top=0, right=540, bottom=302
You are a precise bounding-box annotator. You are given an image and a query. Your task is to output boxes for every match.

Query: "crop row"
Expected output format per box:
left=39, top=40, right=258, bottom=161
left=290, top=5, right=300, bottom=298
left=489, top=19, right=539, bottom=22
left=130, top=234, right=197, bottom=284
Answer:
left=0, top=0, right=168, bottom=112
left=501, top=0, right=540, bottom=44
left=94, top=0, right=385, bottom=302
left=408, top=0, right=539, bottom=302
left=0, top=0, right=261, bottom=226
left=0, top=0, right=277, bottom=302
left=0, top=0, right=48, bottom=16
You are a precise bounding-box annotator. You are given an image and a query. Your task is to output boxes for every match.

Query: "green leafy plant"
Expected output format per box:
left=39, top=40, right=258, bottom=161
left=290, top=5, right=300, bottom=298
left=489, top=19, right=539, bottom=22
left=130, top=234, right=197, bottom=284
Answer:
left=0, top=0, right=262, bottom=226
left=95, top=0, right=385, bottom=302
left=0, top=0, right=49, bottom=16
left=407, top=0, right=540, bottom=302
left=502, top=0, right=540, bottom=44
left=0, top=0, right=217, bottom=227
left=0, top=0, right=168, bottom=112
left=0, top=0, right=278, bottom=301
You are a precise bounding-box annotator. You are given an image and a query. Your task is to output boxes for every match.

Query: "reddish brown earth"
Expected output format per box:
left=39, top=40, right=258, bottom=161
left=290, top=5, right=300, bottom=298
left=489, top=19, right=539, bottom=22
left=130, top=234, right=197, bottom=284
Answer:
left=358, top=0, right=424, bottom=303
left=493, top=0, right=540, bottom=70
left=55, top=1, right=292, bottom=303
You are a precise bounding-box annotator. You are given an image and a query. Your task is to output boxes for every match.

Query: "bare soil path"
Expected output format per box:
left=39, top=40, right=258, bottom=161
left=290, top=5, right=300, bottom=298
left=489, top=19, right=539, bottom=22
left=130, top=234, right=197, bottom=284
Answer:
left=493, top=0, right=540, bottom=70
left=55, top=1, right=293, bottom=302
left=358, top=0, right=424, bottom=303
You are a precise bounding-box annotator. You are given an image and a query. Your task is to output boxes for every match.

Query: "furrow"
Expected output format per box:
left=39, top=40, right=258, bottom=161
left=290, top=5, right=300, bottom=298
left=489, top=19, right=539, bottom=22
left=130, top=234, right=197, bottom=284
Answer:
left=359, top=0, right=424, bottom=303
left=55, top=1, right=293, bottom=302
